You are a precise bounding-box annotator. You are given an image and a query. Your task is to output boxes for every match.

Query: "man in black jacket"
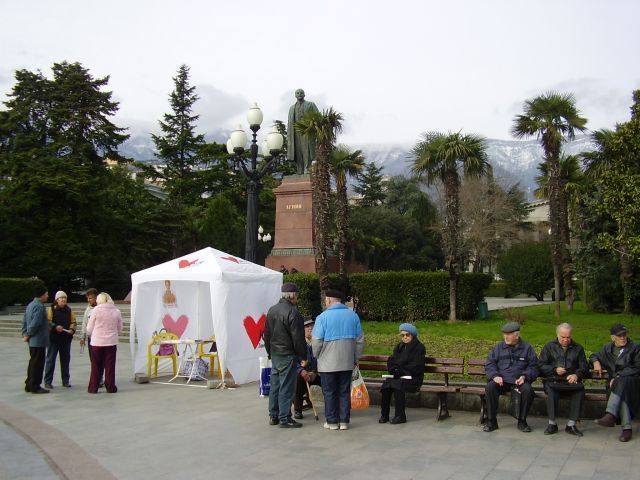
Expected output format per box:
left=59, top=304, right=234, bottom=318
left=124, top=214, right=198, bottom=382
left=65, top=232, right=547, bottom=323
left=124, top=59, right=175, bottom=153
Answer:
left=263, top=283, right=307, bottom=428
left=539, top=323, right=588, bottom=436
left=591, top=323, right=640, bottom=442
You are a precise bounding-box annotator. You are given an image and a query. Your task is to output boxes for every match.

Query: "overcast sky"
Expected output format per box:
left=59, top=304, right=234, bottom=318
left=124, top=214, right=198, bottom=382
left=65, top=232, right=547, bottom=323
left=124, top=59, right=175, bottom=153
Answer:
left=2, top=0, right=639, bottom=147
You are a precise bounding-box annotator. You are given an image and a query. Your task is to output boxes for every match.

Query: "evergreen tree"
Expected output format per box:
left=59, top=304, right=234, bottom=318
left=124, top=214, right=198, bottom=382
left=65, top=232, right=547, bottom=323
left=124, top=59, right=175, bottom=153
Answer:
left=142, top=64, right=207, bottom=255
left=0, top=62, right=131, bottom=293
left=354, top=162, right=386, bottom=206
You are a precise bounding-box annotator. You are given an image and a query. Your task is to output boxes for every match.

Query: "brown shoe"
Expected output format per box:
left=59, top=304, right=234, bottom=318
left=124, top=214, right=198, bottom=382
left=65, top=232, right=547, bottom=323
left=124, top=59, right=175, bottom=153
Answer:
left=596, top=413, right=617, bottom=427
left=619, top=429, right=632, bottom=442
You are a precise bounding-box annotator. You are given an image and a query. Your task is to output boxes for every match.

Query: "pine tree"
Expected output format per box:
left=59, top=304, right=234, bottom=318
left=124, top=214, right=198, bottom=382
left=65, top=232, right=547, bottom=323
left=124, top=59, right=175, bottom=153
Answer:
left=354, top=162, right=386, bottom=207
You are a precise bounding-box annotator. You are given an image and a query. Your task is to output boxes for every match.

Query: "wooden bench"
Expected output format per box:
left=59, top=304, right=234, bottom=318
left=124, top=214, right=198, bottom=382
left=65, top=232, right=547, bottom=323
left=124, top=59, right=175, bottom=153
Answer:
left=461, top=358, right=609, bottom=424
left=359, top=354, right=464, bottom=421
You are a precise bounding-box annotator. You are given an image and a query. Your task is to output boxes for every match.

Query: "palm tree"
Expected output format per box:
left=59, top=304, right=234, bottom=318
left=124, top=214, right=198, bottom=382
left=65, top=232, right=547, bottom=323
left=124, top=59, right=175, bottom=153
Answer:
left=330, top=145, right=365, bottom=286
left=411, top=131, right=490, bottom=322
left=295, top=108, right=344, bottom=298
left=512, top=92, right=587, bottom=316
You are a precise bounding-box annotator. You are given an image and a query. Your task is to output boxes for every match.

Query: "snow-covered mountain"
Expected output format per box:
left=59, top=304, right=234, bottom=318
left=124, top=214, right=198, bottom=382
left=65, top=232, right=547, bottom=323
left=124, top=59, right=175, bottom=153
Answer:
left=120, top=133, right=595, bottom=198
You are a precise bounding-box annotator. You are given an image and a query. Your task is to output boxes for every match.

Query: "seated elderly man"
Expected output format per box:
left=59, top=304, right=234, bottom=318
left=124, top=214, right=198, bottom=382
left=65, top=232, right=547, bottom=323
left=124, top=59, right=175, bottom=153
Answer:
left=483, top=322, right=538, bottom=433
left=539, top=322, right=588, bottom=436
left=591, top=323, right=640, bottom=442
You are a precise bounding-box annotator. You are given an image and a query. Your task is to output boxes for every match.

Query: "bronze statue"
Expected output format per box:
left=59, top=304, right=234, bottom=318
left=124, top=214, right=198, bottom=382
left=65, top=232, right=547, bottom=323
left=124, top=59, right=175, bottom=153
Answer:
left=287, top=89, right=319, bottom=175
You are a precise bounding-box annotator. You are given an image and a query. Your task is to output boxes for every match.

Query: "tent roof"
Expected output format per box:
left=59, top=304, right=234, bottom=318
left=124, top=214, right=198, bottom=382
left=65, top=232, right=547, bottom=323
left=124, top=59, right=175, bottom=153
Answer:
left=131, top=247, right=281, bottom=284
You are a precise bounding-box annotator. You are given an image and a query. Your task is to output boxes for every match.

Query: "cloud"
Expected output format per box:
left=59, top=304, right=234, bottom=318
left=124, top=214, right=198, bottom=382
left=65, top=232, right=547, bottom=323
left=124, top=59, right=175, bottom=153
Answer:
left=195, top=83, right=249, bottom=134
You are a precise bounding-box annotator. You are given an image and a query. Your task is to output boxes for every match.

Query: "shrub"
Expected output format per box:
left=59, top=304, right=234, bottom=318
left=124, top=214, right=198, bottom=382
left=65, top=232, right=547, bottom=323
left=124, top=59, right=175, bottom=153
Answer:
left=0, top=277, right=47, bottom=308
left=485, top=281, right=514, bottom=298
left=497, top=241, right=553, bottom=301
left=349, top=271, right=491, bottom=321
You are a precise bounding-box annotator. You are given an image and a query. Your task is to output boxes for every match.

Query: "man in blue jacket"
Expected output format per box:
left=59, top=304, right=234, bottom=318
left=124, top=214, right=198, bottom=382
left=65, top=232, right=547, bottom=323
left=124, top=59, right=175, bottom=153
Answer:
left=312, top=290, right=364, bottom=431
left=21, top=286, right=50, bottom=394
left=483, top=322, right=538, bottom=433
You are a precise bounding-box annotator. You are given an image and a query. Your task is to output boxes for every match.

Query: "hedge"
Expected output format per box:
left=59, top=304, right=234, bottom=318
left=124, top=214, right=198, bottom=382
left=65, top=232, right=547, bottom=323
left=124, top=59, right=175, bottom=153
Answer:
left=284, top=271, right=492, bottom=322
left=0, top=277, right=47, bottom=308
left=485, top=281, right=514, bottom=298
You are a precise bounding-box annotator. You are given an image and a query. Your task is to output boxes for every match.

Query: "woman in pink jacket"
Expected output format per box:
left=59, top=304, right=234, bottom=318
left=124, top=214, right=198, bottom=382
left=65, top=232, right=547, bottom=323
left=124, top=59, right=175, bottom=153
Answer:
left=87, top=292, right=123, bottom=393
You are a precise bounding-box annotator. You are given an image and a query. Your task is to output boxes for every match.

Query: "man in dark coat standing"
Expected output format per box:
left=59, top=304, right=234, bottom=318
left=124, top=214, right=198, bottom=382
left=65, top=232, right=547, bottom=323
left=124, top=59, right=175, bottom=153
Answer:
left=483, top=322, right=538, bottom=433
left=21, top=286, right=50, bottom=394
left=591, top=323, right=640, bottom=442
left=539, top=322, right=589, bottom=436
left=263, top=283, right=307, bottom=428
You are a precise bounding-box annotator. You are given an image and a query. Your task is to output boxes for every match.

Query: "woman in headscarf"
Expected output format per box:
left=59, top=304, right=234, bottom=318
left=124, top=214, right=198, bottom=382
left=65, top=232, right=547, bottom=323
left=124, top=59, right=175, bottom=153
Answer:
left=379, top=323, right=426, bottom=424
left=87, top=292, right=122, bottom=393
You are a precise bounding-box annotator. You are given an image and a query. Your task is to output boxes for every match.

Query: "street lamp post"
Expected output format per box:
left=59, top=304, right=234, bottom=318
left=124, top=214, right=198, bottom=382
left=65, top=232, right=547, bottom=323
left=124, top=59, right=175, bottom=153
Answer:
left=227, top=103, right=284, bottom=264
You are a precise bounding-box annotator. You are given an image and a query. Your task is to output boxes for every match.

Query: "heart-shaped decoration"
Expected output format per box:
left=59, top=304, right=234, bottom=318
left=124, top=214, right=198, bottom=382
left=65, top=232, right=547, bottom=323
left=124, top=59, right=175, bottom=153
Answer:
left=162, top=314, right=189, bottom=338
left=243, top=314, right=266, bottom=349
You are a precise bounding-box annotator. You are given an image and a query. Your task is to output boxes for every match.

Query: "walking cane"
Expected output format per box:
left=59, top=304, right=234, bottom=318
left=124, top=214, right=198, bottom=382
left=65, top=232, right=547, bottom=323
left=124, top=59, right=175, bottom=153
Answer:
left=305, top=379, right=319, bottom=421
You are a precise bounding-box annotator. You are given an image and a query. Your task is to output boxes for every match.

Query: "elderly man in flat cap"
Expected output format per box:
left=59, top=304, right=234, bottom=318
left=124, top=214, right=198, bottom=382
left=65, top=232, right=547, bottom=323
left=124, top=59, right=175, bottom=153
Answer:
left=263, top=283, right=307, bottom=428
left=312, top=289, right=364, bottom=430
left=591, top=323, right=640, bottom=442
left=483, top=322, right=538, bottom=433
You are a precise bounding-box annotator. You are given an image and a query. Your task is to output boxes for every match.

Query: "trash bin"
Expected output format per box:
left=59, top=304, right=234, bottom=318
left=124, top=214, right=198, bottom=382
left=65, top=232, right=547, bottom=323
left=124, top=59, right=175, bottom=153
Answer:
left=478, top=300, right=488, bottom=320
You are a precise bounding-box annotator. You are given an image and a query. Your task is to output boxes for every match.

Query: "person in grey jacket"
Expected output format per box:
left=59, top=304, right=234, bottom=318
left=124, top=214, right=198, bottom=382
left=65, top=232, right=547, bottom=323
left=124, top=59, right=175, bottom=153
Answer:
left=21, top=286, right=50, bottom=394
left=263, top=283, right=307, bottom=428
left=312, top=289, right=364, bottom=431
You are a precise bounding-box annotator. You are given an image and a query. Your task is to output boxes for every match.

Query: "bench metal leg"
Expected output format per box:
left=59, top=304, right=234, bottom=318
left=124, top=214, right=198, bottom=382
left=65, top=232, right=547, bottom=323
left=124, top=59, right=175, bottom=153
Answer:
left=436, top=393, right=450, bottom=421
left=479, top=396, right=488, bottom=424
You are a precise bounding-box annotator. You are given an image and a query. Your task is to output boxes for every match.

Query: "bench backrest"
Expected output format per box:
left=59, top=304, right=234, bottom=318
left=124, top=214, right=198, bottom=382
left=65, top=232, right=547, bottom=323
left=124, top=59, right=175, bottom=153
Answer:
left=467, top=358, right=609, bottom=383
left=358, top=355, right=464, bottom=385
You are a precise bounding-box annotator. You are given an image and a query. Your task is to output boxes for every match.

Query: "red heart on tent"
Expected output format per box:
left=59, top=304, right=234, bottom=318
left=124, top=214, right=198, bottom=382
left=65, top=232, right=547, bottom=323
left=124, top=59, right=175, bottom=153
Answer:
left=162, top=314, right=189, bottom=338
left=243, top=314, right=266, bottom=349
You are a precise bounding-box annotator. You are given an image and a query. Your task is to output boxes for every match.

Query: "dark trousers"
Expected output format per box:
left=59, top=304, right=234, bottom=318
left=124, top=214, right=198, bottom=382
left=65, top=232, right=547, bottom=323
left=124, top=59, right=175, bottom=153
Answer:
left=26, top=346, right=46, bottom=391
left=89, top=345, right=117, bottom=393
left=545, top=382, right=585, bottom=422
left=44, top=340, right=71, bottom=386
left=485, top=381, right=534, bottom=423
left=380, top=387, right=407, bottom=420
left=293, top=372, right=321, bottom=412
left=321, top=370, right=352, bottom=424
left=268, top=354, right=297, bottom=422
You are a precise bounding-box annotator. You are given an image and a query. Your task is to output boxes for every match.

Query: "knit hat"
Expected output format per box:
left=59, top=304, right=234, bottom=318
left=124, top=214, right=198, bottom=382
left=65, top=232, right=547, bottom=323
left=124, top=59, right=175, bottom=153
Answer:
left=399, top=323, right=418, bottom=337
left=325, top=289, right=344, bottom=300
left=281, top=283, right=299, bottom=293
left=54, top=291, right=67, bottom=300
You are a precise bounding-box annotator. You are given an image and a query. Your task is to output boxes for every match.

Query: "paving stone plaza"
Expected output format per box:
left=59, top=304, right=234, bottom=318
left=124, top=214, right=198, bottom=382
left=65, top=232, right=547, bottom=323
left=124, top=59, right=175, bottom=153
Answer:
left=1, top=314, right=639, bottom=480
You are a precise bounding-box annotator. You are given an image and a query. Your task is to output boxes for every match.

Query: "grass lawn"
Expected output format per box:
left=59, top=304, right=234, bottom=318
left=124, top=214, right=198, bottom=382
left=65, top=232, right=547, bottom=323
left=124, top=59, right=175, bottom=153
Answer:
left=362, top=301, right=640, bottom=360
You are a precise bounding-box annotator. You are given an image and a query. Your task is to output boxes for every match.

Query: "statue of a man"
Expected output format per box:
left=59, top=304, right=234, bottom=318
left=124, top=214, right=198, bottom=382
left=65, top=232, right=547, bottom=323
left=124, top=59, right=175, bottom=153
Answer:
left=287, top=89, right=319, bottom=175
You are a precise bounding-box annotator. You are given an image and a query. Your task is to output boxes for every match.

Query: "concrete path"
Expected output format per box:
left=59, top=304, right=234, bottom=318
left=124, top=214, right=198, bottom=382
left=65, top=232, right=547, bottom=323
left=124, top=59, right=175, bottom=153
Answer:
left=486, top=297, right=552, bottom=311
left=1, top=337, right=638, bottom=479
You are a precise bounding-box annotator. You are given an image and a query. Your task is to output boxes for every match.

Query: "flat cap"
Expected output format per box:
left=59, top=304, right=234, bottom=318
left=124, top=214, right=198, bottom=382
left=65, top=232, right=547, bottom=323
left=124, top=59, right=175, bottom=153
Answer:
left=281, top=282, right=299, bottom=293
left=610, top=323, right=628, bottom=336
left=325, top=289, right=344, bottom=300
left=501, top=322, right=521, bottom=333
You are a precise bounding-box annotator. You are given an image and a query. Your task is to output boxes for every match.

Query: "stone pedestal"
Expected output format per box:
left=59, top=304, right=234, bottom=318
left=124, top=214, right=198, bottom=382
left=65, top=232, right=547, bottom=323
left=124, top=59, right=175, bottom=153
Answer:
left=265, top=175, right=337, bottom=273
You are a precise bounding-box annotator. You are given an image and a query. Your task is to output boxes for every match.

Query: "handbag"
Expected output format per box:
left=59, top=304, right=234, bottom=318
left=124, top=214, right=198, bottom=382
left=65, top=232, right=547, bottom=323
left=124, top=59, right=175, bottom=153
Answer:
left=155, top=328, right=175, bottom=356
left=350, top=366, right=370, bottom=410
left=180, top=357, right=208, bottom=380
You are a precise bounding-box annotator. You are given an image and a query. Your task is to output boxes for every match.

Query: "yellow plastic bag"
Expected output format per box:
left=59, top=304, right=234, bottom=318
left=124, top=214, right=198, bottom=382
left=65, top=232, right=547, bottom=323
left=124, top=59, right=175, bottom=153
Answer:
left=350, top=366, right=370, bottom=410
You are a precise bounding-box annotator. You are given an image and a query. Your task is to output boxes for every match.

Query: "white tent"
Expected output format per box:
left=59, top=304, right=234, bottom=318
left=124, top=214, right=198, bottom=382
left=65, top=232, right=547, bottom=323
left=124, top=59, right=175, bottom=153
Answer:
left=130, top=247, right=282, bottom=385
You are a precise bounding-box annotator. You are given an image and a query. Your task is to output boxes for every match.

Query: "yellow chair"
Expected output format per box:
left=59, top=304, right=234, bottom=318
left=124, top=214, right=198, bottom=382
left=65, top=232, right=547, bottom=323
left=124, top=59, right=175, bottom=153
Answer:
left=197, top=336, right=221, bottom=379
left=147, top=332, right=178, bottom=378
